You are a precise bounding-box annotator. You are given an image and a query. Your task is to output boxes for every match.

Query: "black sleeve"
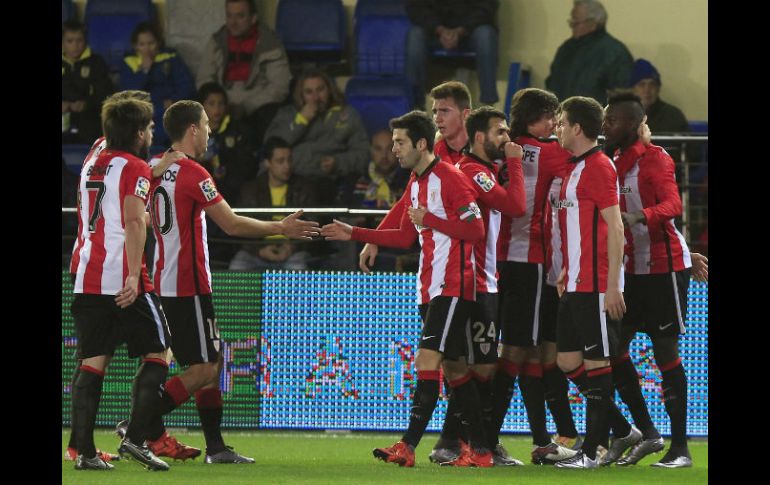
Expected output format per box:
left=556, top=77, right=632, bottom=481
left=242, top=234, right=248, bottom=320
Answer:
left=87, top=55, right=114, bottom=111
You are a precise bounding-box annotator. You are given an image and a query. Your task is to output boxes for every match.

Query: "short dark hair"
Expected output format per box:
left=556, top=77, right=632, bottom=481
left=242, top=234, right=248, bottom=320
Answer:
left=131, top=21, right=163, bottom=47
left=559, top=96, right=604, bottom=140
left=389, top=111, right=437, bottom=152
left=197, top=82, right=229, bottom=105
left=163, top=100, right=205, bottom=143
left=606, top=92, right=646, bottom=125
left=465, top=106, right=507, bottom=142
left=262, top=137, right=291, bottom=161
left=106, top=90, right=151, bottom=103
left=509, top=88, right=560, bottom=138
left=62, top=20, right=86, bottom=40
left=101, top=98, right=154, bottom=153
left=227, top=0, right=257, bottom=16
left=430, top=81, right=472, bottom=111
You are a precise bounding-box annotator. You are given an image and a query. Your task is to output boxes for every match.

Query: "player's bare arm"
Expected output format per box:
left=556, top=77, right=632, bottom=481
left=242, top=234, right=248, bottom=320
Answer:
left=116, top=195, right=147, bottom=308
left=204, top=200, right=319, bottom=239
left=601, top=204, right=627, bottom=321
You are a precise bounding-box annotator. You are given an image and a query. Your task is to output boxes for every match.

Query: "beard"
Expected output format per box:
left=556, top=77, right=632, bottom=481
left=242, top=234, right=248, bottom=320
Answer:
left=483, top=139, right=505, bottom=161
left=137, top=141, right=150, bottom=161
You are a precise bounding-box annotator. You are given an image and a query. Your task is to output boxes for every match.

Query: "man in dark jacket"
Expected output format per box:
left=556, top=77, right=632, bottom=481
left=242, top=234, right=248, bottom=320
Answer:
left=405, top=0, right=499, bottom=107
left=545, top=0, right=632, bottom=105
left=229, top=137, right=318, bottom=270
left=62, top=20, right=113, bottom=143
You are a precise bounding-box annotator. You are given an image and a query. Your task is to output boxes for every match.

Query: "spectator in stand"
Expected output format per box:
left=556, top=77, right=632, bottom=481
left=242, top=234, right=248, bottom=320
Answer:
left=545, top=0, right=633, bottom=105
left=230, top=137, right=319, bottom=271
left=264, top=68, right=370, bottom=202
left=405, top=0, right=500, bottom=107
left=62, top=20, right=113, bottom=144
left=630, top=59, right=688, bottom=134
left=120, top=21, right=196, bottom=146
left=349, top=129, right=410, bottom=209
left=197, top=0, right=291, bottom=146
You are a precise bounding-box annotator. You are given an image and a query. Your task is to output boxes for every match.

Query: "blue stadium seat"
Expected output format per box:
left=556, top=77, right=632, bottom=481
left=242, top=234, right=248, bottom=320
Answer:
left=354, top=0, right=406, bottom=17
left=62, top=144, right=91, bottom=175
left=85, top=0, right=154, bottom=73
left=688, top=120, right=708, bottom=134
left=276, top=0, right=346, bottom=63
left=62, top=0, right=75, bottom=23
left=503, top=62, right=532, bottom=119
left=345, top=77, right=412, bottom=137
left=355, top=15, right=411, bottom=76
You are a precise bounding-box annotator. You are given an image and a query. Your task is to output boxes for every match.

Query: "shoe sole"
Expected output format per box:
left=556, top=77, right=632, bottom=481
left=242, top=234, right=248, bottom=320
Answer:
left=119, top=448, right=169, bottom=471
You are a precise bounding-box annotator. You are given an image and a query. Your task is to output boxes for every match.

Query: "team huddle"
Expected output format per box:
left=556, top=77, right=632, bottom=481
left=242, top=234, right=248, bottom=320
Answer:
left=321, top=81, right=706, bottom=469
left=66, top=82, right=706, bottom=471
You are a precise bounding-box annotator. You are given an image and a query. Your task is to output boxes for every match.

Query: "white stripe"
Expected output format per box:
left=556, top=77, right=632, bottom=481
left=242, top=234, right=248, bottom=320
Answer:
left=201, top=211, right=213, bottom=292
left=670, top=272, right=686, bottom=334
left=670, top=220, right=692, bottom=268
left=194, top=295, right=209, bottom=361
left=464, top=317, right=475, bottom=364
left=485, top=210, right=500, bottom=292
left=505, top=144, right=539, bottom=262
left=156, top=163, right=182, bottom=297
left=532, top=264, right=543, bottom=344
left=565, top=162, right=585, bottom=292
left=598, top=293, right=609, bottom=357
left=439, top=297, right=459, bottom=353
left=411, top=181, right=423, bottom=304
left=145, top=293, right=167, bottom=348
left=101, top=158, right=129, bottom=294
left=427, top=173, right=449, bottom=300
left=547, top=178, right=563, bottom=286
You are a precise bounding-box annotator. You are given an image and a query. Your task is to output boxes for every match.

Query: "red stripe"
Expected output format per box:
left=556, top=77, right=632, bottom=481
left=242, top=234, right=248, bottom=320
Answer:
left=143, top=358, right=168, bottom=367
left=470, top=370, right=491, bottom=383
left=80, top=365, right=105, bottom=376
left=543, top=362, right=558, bottom=372
left=611, top=352, right=631, bottom=366
left=164, top=376, right=191, bottom=406
left=448, top=372, right=473, bottom=388
left=195, top=388, right=223, bottom=409
left=587, top=366, right=612, bottom=378
left=523, top=362, right=543, bottom=378
left=658, top=357, right=682, bottom=373
left=565, top=364, right=585, bottom=380
left=417, top=370, right=441, bottom=381
left=498, top=358, right=519, bottom=377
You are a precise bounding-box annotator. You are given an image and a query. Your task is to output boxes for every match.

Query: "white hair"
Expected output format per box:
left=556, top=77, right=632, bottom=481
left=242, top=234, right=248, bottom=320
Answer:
left=574, top=0, right=607, bottom=26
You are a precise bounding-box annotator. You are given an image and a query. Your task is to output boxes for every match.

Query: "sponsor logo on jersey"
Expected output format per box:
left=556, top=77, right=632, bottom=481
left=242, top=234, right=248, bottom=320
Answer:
left=134, top=177, right=150, bottom=199
left=555, top=199, right=574, bottom=209
left=473, top=172, right=496, bottom=192
left=620, top=186, right=632, bottom=194
left=459, top=202, right=482, bottom=221
left=199, top=178, right=218, bottom=201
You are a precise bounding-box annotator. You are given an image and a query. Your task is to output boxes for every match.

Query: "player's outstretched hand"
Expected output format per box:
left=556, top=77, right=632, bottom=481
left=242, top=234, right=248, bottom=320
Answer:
left=280, top=210, right=320, bottom=240
left=359, top=243, right=379, bottom=274
left=321, top=219, right=353, bottom=241
left=115, top=275, right=139, bottom=309
left=604, top=288, right=626, bottom=322
left=691, top=252, right=708, bottom=282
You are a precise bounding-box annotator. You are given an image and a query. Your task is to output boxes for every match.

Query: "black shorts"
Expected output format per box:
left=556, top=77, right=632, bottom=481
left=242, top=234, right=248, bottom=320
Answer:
left=160, top=294, right=221, bottom=367
left=557, top=292, right=620, bottom=360
left=71, top=292, right=171, bottom=360
left=498, top=261, right=544, bottom=347
left=540, top=284, right=560, bottom=343
left=418, top=296, right=472, bottom=361
left=623, top=269, right=691, bottom=338
left=464, top=292, right=499, bottom=365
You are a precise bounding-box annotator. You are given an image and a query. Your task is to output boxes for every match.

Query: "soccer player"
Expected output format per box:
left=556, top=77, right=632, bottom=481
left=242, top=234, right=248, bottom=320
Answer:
left=120, top=100, right=319, bottom=464
left=70, top=96, right=172, bottom=471
left=497, top=87, right=584, bottom=464
left=426, top=106, right=529, bottom=466
left=66, top=90, right=200, bottom=463
left=358, top=81, right=471, bottom=273
left=322, top=111, right=492, bottom=467
left=550, top=96, right=626, bottom=469
left=601, top=93, right=696, bottom=468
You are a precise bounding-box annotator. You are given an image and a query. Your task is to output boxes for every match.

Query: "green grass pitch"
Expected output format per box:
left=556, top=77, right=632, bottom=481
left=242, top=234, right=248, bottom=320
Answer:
left=63, top=429, right=707, bottom=484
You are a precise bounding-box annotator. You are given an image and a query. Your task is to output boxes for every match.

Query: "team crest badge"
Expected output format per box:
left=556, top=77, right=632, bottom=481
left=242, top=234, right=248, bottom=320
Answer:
left=199, top=178, right=219, bottom=201
left=480, top=343, right=491, bottom=355
left=459, top=202, right=481, bottom=221
left=134, top=177, right=150, bottom=198
left=473, top=172, right=495, bottom=192
left=80, top=66, right=90, bottom=78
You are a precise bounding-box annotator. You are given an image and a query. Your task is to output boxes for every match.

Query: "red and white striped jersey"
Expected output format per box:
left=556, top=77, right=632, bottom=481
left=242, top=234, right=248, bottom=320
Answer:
left=545, top=177, right=564, bottom=286
left=72, top=148, right=155, bottom=295
left=352, top=158, right=483, bottom=305
left=557, top=147, right=621, bottom=293
left=613, top=141, right=692, bottom=274
left=70, top=137, right=107, bottom=275
left=498, top=136, right=571, bottom=263
left=434, top=137, right=469, bottom=165
left=148, top=155, right=224, bottom=296
left=456, top=153, right=526, bottom=293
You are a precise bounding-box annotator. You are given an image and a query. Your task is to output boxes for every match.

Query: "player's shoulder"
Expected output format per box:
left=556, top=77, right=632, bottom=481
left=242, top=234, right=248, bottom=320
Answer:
left=640, top=144, right=674, bottom=165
